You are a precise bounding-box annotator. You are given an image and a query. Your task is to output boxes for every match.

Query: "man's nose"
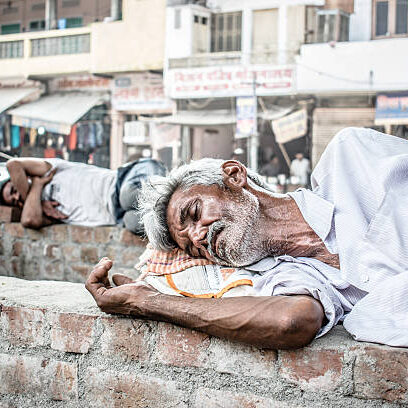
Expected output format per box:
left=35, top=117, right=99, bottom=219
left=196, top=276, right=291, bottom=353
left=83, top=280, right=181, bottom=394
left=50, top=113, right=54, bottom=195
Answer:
left=190, top=224, right=208, bottom=248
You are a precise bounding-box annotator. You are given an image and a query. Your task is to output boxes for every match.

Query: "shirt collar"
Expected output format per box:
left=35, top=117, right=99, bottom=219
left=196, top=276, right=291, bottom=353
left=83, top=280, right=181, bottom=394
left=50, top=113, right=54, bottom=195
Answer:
left=288, top=189, right=335, bottom=243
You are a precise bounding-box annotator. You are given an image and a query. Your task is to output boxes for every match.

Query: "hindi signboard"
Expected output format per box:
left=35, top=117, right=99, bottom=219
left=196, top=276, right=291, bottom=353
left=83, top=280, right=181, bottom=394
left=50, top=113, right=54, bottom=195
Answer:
left=272, top=109, right=307, bottom=144
left=167, top=65, right=294, bottom=99
left=112, top=73, right=174, bottom=113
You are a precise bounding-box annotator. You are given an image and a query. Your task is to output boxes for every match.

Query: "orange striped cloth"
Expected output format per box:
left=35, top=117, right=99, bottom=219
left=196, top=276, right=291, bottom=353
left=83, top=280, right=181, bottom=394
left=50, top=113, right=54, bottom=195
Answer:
left=136, top=245, right=216, bottom=280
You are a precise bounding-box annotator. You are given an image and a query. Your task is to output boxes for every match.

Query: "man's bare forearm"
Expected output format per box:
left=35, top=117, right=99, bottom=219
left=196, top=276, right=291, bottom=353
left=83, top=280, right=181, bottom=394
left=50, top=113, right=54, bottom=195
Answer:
left=21, top=181, right=49, bottom=228
left=6, top=160, right=30, bottom=200
left=138, top=293, right=323, bottom=349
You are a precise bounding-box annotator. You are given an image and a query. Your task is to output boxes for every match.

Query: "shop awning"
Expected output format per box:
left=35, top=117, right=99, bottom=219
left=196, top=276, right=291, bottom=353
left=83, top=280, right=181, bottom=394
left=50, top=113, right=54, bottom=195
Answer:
left=152, top=110, right=236, bottom=126
left=0, top=88, right=39, bottom=115
left=8, top=93, right=107, bottom=135
left=375, top=92, right=408, bottom=126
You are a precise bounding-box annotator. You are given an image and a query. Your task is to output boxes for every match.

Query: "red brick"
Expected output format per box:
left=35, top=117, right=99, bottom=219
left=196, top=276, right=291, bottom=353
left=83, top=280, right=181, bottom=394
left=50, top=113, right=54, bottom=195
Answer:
left=50, top=224, right=69, bottom=242
left=71, top=225, right=93, bottom=243
left=193, top=388, right=293, bottom=408
left=84, top=368, right=186, bottom=407
left=0, top=206, right=21, bottom=222
left=44, top=261, right=64, bottom=280
left=104, top=246, right=118, bottom=261
left=44, top=244, right=61, bottom=258
left=120, top=247, right=140, bottom=265
left=155, top=323, right=210, bottom=367
left=94, top=226, right=117, bottom=243
left=0, top=306, right=47, bottom=347
left=70, top=264, right=92, bottom=280
left=62, top=245, right=80, bottom=262
left=4, top=223, right=25, bottom=238
left=80, top=246, right=99, bottom=264
left=12, top=241, right=23, bottom=256
left=100, top=317, right=151, bottom=362
left=10, top=259, right=22, bottom=277
left=26, top=227, right=48, bottom=240
left=279, top=349, right=344, bottom=391
left=50, top=313, right=96, bottom=353
left=209, top=339, right=277, bottom=378
left=0, top=354, right=78, bottom=401
left=353, top=345, right=408, bottom=402
left=120, top=229, right=146, bottom=247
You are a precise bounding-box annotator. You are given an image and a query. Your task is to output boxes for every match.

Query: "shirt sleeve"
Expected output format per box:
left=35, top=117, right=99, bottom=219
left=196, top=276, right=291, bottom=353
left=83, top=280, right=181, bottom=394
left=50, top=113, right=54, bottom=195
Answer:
left=252, top=261, right=345, bottom=338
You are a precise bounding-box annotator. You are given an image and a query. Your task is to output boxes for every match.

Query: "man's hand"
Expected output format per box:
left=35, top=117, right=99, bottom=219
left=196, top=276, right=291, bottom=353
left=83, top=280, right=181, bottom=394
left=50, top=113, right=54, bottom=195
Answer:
left=85, top=258, right=160, bottom=316
left=32, top=168, right=56, bottom=187
left=41, top=200, right=68, bottom=220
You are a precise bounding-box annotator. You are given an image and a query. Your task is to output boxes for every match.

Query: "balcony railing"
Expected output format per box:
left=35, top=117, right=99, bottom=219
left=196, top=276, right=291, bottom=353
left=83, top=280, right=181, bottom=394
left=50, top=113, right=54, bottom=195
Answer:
left=31, top=34, right=90, bottom=57
left=0, top=40, right=23, bottom=59
left=169, top=51, right=242, bottom=68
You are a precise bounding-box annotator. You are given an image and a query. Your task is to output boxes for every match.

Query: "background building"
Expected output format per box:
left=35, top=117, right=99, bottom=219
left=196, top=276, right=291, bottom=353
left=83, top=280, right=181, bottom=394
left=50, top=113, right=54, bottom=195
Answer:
left=0, top=0, right=169, bottom=169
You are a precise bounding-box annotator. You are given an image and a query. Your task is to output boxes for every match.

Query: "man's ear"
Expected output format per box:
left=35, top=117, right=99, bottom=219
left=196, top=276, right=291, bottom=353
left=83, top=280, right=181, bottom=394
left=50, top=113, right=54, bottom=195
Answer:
left=221, top=160, right=247, bottom=190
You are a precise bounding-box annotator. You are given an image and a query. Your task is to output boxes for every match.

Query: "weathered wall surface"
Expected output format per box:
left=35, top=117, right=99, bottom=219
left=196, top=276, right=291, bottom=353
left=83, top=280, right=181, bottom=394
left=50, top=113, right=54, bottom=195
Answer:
left=0, top=276, right=406, bottom=407
left=0, top=222, right=146, bottom=283
left=0, top=222, right=407, bottom=407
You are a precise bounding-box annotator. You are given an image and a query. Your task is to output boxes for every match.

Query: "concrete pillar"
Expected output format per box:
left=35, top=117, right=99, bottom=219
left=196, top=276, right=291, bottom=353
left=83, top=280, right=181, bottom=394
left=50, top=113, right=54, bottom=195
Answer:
left=241, top=7, right=253, bottom=65
left=278, top=5, right=287, bottom=65
left=111, top=0, right=121, bottom=21
left=45, top=0, right=58, bottom=30
left=110, top=110, right=124, bottom=169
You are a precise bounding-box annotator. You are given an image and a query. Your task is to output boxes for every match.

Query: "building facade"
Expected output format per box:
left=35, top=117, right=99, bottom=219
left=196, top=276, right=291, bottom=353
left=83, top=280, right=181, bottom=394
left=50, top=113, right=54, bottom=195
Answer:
left=0, top=0, right=169, bottom=169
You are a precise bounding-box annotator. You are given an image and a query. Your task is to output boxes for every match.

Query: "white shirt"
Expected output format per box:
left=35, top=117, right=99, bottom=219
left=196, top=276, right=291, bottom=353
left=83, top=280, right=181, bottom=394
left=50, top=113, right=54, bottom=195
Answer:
left=42, top=159, right=117, bottom=227
left=290, top=157, right=310, bottom=185
left=243, top=127, right=408, bottom=347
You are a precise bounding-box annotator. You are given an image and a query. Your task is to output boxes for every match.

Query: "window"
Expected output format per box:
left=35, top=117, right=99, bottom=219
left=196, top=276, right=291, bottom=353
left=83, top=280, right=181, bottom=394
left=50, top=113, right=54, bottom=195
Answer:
left=65, top=17, right=83, bottom=28
left=211, top=12, right=242, bottom=52
left=316, top=10, right=349, bottom=42
left=1, top=23, right=20, bottom=35
left=0, top=40, right=23, bottom=58
left=174, top=9, right=181, bottom=29
left=31, top=34, right=90, bottom=56
left=373, top=0, right=408, bottom=37
left=29, top=20, right=46, bottom=31
left=62, top=0, right=80, bottom=7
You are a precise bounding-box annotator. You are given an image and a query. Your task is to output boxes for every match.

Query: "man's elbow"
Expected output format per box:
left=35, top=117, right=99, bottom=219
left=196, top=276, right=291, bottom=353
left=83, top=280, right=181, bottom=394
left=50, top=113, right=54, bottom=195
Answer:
left=278, top=297, right=324, bottom=349
left=21, top=215, right=42, bottom=229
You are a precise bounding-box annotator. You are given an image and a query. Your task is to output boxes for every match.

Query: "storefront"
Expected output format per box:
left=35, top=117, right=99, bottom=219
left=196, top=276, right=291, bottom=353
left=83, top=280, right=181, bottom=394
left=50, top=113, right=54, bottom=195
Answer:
left=8, top=92, right=110, bottom=167
left=0, top=82, right=42, bottom=157
left=110, top=72, right=174, bottom=169
left=375, top=92, right=408, bottom=139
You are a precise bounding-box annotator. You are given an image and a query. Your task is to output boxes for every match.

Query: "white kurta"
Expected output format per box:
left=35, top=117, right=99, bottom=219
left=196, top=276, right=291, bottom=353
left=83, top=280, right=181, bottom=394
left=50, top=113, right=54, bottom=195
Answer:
left=247, top=127, right=408, bottom=346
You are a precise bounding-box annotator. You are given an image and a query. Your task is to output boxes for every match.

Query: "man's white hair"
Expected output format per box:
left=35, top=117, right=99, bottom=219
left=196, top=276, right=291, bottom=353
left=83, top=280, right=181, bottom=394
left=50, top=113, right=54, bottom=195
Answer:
left=138, top=158, right=272, bottom=251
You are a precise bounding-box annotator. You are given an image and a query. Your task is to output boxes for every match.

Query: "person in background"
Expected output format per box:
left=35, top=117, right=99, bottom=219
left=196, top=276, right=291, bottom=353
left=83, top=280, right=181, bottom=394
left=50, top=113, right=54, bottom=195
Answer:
left=260, top=154, right=280, bottom=178
left=0, top=157, right=166, bottom=233
left=290, top=152, right=310, bottom=186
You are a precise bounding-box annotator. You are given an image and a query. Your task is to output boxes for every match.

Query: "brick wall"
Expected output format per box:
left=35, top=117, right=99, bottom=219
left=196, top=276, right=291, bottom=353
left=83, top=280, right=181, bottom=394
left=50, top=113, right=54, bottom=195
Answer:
left=0, top=222, right=146, bottom=283
left=0, top=276, right=406, bottom=407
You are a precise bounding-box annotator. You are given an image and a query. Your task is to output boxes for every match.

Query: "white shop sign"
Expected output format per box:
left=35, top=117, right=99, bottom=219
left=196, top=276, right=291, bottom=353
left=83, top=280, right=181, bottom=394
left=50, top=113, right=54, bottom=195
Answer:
left=112, top=73, right=174, bottom=112
left=167, top=65, right=295, bottom=99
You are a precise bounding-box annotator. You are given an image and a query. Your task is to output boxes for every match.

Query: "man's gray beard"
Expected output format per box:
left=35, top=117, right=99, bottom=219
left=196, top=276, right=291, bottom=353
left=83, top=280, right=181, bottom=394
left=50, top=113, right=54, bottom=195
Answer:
left=206, top=190, right=269, bottom=267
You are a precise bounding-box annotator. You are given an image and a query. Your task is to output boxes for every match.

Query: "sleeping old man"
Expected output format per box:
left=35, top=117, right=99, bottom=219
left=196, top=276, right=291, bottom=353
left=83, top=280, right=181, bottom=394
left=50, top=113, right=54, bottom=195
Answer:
left=86, top=127, right=408, bottom=349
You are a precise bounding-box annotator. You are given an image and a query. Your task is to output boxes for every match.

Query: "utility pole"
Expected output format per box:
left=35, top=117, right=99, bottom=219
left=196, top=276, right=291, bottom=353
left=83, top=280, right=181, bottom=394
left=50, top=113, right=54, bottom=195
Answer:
left=247, top=72, right=258, bottom=172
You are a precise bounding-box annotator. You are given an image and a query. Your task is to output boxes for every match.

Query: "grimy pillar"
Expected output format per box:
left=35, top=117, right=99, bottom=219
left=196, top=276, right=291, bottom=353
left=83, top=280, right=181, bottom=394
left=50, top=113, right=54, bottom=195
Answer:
left=45, top=0, right=57, bottom=30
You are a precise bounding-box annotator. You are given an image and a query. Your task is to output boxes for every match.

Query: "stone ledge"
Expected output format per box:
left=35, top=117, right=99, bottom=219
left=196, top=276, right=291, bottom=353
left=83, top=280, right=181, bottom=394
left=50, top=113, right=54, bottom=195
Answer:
left=0, top=276, right=405, bottom=407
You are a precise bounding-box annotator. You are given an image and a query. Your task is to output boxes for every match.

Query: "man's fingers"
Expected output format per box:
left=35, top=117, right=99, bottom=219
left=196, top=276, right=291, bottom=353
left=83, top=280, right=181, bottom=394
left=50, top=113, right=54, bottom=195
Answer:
left=112, top=274, right=134, bottom=286
left=85, top=258, right=113, bottom=297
